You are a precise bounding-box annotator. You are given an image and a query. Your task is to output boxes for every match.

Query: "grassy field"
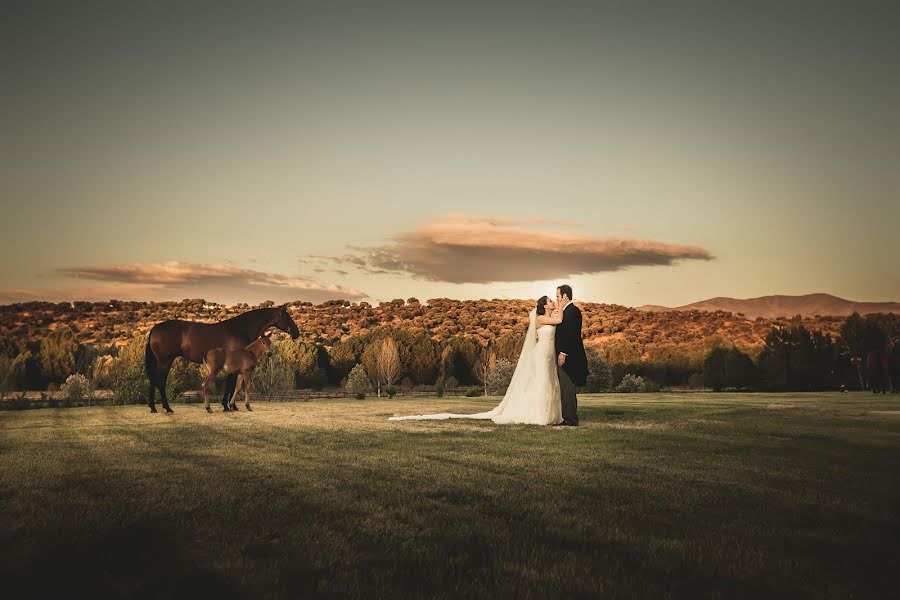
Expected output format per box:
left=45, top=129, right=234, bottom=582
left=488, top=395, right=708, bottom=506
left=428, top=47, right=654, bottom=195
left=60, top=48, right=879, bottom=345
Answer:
left=1, top=393, right=898, bottom=599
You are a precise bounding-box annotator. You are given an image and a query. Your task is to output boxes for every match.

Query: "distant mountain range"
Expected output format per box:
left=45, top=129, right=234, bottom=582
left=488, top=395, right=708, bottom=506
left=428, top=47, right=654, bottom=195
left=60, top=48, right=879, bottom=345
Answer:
left=636, top=293, right=900, bottom=319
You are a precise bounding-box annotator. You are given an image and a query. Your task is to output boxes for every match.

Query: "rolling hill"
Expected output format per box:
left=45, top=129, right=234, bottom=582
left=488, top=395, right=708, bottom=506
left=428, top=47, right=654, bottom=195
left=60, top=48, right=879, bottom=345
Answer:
left=637, top=293, right=900, bottom=319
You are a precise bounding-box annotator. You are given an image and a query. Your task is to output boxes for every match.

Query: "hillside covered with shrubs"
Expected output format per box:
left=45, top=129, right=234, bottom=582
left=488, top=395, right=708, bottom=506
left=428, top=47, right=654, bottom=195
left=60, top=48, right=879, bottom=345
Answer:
left=0, top=297, right=897, bottom=399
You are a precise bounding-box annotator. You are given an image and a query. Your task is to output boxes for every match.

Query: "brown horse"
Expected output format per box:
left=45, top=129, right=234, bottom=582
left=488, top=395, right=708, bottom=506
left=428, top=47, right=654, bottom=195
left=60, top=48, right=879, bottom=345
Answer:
left=202, top=335, right=272, bottom=413
left=145, top=305, right=299, bottom=413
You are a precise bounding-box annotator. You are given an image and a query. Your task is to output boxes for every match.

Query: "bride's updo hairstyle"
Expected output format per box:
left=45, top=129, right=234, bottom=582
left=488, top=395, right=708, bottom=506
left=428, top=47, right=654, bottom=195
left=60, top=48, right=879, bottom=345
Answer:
left=536, top=295, right=549, bottom=316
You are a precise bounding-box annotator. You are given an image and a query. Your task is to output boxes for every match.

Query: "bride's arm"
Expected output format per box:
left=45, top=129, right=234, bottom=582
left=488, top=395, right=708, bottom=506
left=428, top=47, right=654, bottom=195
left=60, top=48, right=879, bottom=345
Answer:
left=537, top=310, right=563, bottom=326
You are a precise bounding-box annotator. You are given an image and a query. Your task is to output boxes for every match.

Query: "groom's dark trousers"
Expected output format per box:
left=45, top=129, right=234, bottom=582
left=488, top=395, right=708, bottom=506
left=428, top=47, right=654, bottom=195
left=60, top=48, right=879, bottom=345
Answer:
left=558, top=367, right=578, bottom=425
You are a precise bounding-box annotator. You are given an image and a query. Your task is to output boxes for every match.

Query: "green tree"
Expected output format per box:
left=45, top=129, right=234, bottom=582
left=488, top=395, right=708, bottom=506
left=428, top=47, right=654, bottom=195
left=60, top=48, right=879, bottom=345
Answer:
left=112, top=334, right=150, bottom=405
left=328, top=336, right=367, bottom=383
left=408, top=334, right=440, bottom=385
left=442, top=337, right=481, bottom=385
left=0, top=350, right=31, bottom=391
left=281, top=338, right=320, bottom=388
left=839, top=312, right=868, bottom=389
left=758, top=321, right=835, bottom=391
left=585, top=348, right=612, bottom=392
left=346, top=363, right=372, bottom=399
left=40, top=328, right=79, bottom=384
left=493, top=331, right=526, bottom=363
left=702, top=346, right=757, bottom=391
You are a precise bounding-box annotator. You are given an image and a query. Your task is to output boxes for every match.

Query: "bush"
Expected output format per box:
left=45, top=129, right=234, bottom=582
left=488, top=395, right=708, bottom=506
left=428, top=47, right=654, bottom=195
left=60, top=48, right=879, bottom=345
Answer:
left=0, top=350, right=31, bottom=392
left=111, top=334, right=149, bottom=405
left=585, top=349, right=612, bottom=392
left=444, top=376, right=459, bottom=390
left=112, top=368, right=147, bottom=405
left=485, top=358, right=515, bottom=395
left=386, top=386, right=397, bottom=398
left=306, top=366, right=328, bottom=391
left=465, top=386, right=482, bottom=397
left=616, top=374, right=647, bottom=393
left=166, top=357, right=202, bottom=403
left=91, top=354, right=116, bottom=389
left=687, top=372, right=706, bottom=389
left=250, top=343, right=294, bottom=399
left=435, top=378, right=445, bottom=398
left=40, top=328, right=79, bottom=384
left=346, top=363, right=372, bottom=399
left=61, top=373, right=93, bottom=402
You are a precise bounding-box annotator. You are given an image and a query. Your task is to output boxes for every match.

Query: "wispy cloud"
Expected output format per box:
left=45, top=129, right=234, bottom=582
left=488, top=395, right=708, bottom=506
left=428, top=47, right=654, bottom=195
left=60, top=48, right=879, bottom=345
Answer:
left=320, top=213, right=713, bottom=284
left=0, top=261, right=366, bottom=305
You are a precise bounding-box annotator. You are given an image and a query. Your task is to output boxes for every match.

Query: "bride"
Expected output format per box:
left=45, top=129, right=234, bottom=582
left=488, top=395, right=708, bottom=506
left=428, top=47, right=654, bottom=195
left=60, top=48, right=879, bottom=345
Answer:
left=388, top=296, right=564, bottom=425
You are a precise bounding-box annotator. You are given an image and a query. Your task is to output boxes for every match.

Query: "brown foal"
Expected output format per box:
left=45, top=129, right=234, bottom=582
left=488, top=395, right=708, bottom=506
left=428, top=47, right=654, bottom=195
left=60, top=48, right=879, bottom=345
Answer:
left=202, top=335, right=272, bottom=413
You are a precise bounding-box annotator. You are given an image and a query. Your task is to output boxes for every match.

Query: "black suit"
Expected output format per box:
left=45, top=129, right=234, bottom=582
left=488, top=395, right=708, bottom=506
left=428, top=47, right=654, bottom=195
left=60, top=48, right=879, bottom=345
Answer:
left=555, top=302, right=588, bottom=425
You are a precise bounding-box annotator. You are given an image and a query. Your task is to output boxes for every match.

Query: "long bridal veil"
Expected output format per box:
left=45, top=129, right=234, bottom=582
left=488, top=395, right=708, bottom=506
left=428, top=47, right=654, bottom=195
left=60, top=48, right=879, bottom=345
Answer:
left=387, top=309, right=539, bottom=421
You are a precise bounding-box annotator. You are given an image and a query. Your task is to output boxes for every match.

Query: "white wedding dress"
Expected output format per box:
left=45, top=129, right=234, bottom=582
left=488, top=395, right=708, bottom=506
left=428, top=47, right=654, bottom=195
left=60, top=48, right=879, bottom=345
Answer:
left=388, top=309, right=563, bottom=425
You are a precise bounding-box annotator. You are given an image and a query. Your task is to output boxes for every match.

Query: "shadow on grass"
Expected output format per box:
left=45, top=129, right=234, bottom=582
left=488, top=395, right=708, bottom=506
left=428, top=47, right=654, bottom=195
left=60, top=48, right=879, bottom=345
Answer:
left=4, top=520, right=247, bottom=600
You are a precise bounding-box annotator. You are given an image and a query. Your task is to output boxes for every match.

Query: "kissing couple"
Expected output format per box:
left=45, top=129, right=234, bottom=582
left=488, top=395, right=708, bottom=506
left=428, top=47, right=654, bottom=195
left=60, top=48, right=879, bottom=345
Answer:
left=389, top=284, right=588, bottom=426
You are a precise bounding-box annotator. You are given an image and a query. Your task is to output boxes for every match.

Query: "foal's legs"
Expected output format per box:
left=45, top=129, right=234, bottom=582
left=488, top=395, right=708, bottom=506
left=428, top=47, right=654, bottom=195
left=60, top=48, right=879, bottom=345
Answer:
left=229, top=374, right=242, bottom=411
left=201, top=363, right=217, bottom=414
left=242, top=371, right=252, bottom=411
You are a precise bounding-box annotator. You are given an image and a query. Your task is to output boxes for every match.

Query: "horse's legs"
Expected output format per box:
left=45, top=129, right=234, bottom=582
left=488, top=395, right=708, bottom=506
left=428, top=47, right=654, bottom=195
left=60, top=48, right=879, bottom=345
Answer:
left=148, top=375, right=157, bottom=413
left=157, top=363, right=174, bottom=414
left=222, top=372, right=237, bottom=411
left=244, top=373, right=252, bottom=411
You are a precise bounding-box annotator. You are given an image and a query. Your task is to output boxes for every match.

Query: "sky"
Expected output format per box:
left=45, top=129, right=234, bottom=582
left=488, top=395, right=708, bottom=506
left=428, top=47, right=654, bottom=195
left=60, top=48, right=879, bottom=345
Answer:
left=2, top=0, right=898, bottom=307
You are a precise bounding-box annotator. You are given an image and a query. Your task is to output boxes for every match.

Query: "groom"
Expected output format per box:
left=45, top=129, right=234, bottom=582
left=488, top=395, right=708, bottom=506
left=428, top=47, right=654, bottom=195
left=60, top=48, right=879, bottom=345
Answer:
left=554, top=284, right=588, bottom=426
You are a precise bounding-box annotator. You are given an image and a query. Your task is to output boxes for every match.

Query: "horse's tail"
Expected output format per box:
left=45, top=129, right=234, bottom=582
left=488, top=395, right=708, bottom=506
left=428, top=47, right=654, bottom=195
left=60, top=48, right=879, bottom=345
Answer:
left=145, top=335, right=157, bottom=380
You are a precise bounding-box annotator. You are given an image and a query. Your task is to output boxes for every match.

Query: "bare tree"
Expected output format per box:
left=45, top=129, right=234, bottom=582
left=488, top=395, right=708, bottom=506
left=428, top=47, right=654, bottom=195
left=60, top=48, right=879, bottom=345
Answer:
left=472, top=342, right=496, bottom=396
left=375, top=337, right=401, bottom=398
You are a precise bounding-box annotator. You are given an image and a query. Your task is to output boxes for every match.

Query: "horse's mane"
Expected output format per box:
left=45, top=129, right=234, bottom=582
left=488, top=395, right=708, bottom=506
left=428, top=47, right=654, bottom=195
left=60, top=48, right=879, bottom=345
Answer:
left=226, top=306, right=277, bottom=324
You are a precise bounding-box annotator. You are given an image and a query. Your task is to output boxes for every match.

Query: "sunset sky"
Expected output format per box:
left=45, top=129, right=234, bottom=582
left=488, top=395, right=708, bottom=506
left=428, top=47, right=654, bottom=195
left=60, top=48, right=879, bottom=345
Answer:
left=2, top=1, right=897, bottom=307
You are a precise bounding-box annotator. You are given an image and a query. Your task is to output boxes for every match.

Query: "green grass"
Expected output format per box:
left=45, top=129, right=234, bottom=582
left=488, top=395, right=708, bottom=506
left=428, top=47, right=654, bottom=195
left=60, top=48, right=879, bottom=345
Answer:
left=1, top=393, right=898, bottom=599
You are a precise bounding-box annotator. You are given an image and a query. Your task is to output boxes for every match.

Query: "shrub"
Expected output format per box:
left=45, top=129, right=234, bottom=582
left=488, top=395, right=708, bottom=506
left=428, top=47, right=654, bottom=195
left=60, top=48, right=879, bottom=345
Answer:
left=585, top=349, right=612, bottom=392
left=435, top=378, right=445, bottom=398
left=485, top=358, right=515, bottom=395
left=40, top=328, right=79, bottom=384
left=307, top=366, right=328, bottom=391
left=687, top=372, right=706, bottom=389
left=0, top=350, right=31, bottom=392
left=465, top=386, right=482, bottom=397
left=444, top=376, right=459, bottom=390
left=386, top=386, right=397, bottom=398
left=91, top=354, right=116, bottom=389
left=61, top=373, right=93, bottom=402
left=346, top=363, right=371, bottom=399
left=250, top=343, right=294, bottom=399
left=112, top=366, right=148, bottom=405
left=616, top=374, right=647, bottom=393
left=111, top=336, right=149, bottom=405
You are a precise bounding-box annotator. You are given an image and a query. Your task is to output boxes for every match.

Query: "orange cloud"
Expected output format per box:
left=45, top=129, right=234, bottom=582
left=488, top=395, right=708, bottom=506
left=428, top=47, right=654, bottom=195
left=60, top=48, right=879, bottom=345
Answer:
left=0, top=261, right=366, bottom=305
left=329, top=214, right=713, bottom=284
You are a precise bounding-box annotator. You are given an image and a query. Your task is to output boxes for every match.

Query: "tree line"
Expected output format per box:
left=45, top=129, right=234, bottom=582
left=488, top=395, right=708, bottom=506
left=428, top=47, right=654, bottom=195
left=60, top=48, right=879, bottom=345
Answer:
left=0, top=312, right=897, bottom=400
